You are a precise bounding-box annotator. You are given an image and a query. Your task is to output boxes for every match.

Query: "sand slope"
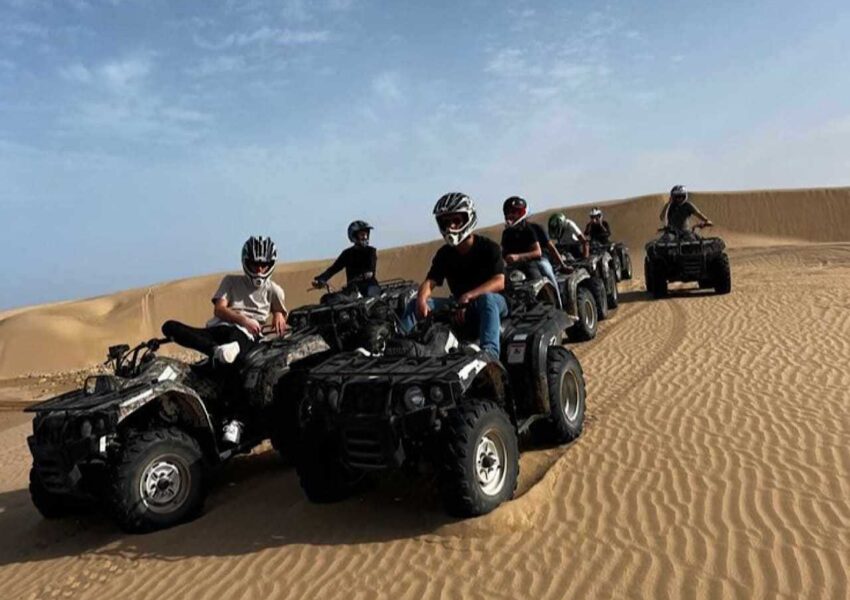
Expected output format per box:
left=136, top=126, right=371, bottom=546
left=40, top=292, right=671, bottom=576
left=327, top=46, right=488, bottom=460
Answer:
left=0, top=187, right=849, bottom=599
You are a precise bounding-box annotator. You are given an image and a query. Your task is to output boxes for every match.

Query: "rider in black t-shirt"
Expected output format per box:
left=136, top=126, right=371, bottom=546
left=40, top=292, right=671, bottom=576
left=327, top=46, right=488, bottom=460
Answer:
left=312, top=220, right=379, bottom=297
left=401, top=193, right=507, bottom=360
left=500, top=196, right=563, bottom=307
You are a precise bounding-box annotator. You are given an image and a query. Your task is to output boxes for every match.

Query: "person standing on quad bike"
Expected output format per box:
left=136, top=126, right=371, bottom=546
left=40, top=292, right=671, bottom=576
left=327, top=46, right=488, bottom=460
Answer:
left=312, top=220, right=379, bottom=297
left=162, top=235, right=287, bottom=366
left=660, top=185, right=713, bottom=239
left=585, top=208, right=612, bottom=245
left=401, top=192, right=507, bottom=361
left=548, top=213, right=590, bottom=261
left=501, top=196, right=563, bottom=307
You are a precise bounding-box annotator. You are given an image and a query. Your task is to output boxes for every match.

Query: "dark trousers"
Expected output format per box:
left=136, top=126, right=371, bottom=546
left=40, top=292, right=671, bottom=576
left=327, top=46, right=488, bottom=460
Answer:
left=161, top=321, right=255, bottom=360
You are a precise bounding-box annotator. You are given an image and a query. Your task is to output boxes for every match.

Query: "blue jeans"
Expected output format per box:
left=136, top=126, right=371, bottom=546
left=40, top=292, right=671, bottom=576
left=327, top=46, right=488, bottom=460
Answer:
left=537, top=258, right=562, bottom=309
left=401, top=293, right=509, bottom=358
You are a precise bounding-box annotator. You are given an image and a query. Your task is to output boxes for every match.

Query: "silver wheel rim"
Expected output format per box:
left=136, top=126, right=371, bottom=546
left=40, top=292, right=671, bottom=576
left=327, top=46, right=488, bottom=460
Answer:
left=475, top=429, right=508, bottom=497
left=582, top=296, right=596, bottom=330
left=561, top=369, right=581, bottom=422
left=139, top=456, right=190, bottom=514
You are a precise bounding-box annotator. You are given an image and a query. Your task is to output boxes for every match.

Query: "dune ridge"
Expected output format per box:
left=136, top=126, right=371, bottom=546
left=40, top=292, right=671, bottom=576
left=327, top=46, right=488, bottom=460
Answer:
left=2, top=186, right=849, bottom=379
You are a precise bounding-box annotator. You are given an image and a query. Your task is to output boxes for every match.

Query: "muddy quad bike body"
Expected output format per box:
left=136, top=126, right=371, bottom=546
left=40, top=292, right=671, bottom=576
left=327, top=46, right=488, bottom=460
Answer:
left=506, top=262, right=603, bottom=343
left=644, top=224, right=731, bottom=298
left=591, top=241, right=633, bottom=282
left=554, top=243, right=619, bottom=321
left=295, top=293, right=586, bottom=518
left=287, top=278, right=418, bottom=355
left=26, top=331, right=329, bottom=532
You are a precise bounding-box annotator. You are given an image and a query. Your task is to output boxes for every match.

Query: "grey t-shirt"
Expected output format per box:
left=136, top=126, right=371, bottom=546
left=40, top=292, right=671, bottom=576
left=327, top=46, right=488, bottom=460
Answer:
left=206, top=274, right=287, bottom=339
left=664, top=200, right=698, bottom=231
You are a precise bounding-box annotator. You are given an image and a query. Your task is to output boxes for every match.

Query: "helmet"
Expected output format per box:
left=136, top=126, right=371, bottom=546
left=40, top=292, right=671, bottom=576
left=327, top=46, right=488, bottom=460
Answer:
left=433, top=192, right=478, bottom=246
left=670, top=185, right=688, bottom=202
left=347, top=220, right=373, bottom=246
left=589, top=208, right=603, bottom=219
left=548, top=213, right=568, bottom=240
left=241, top=235, right=277, bottom=287
left=502, top=196, right=528, bottom=228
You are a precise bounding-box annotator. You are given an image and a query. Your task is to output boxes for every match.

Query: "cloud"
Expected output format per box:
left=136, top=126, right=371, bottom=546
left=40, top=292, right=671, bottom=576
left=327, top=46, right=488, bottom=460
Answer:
left=372, top=71, right=403, bottom=103
left=194, top=27, right=330, bottom=50
left=60, top=55, right=152, bottom=95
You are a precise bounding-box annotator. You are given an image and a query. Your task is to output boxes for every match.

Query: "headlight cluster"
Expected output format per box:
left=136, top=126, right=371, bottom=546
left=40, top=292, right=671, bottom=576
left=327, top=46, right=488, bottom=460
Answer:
left=400, top=385, right=447, bottom=411
left=312, top=383, right=340, bottom=410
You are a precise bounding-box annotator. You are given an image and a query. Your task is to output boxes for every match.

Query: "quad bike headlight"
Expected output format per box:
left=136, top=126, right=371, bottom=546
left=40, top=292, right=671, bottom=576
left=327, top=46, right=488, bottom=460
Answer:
left=403, top=386, right=426, bottom=411
left=509, top=270, right=527, bottom=283
left=429, top=385, right=445, bottom=404
left=327, top=387, right=340, bottom=410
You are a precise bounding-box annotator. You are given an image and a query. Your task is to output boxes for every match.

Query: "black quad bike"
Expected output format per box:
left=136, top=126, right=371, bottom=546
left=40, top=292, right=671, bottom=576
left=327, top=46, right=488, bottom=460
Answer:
left=644, top=224, right=732, bottom=299
left=25, top=332, right=329, bottom=533
left=288, top=278, right=418, bottom=355
left=592, top=241, right=633, bottom=282
left=574, top=249, right=619, bottom=316
left=295, top=294, right=587, bottom=518
left=25, top=278, right=418, bottom=533
left=506, top=263, right=604, bottom=342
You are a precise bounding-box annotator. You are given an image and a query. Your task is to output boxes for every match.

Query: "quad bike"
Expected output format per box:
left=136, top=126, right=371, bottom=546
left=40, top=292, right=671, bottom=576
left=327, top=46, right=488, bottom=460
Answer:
left=25, top=278, right=417, bottom=533
left=591, top=241, right=633, bottom=282
left=25, top=331, right=329, bottom=532
left=506, top=263, right=602, bottom=342
left=288, top=277, right=418, bottom=354
left=295, top=292, right=587, bottom=518
left=644, top=224, right=731, bottom=299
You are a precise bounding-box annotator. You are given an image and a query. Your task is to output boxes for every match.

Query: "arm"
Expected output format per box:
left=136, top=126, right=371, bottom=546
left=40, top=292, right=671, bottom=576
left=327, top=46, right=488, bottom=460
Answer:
left=659, top=200, right=670, bottom=223
left=546, top=240, right=569, bottom=270
left=213, top=298, right=262, bottom=336
left=416, top=279, right=438, bottom=318
left=458, top=274, right=506, bottom=304
left=692, top=207, right=712, bottom=226
left=506, top=242, right=542, bottom=264
left=314, top=252, right=346, bottom=285
left=578, top=232, right=590, bottom=258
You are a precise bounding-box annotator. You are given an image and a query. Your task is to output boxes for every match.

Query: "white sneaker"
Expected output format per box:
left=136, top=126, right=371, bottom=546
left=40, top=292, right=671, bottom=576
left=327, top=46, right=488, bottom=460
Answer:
left=213, top=341, right=241, bottom=364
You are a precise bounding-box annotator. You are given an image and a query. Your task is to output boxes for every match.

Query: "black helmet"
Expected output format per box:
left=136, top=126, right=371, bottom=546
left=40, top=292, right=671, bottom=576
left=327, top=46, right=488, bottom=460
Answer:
left=433, top=192, right=478, bottom=246
left=241, top=236, right=277, bottom=287
left=670, top=185, right=688, bottom=202
left=502, top=196, right=528, bottom=228
left=347, top=220, right=373, bottom=246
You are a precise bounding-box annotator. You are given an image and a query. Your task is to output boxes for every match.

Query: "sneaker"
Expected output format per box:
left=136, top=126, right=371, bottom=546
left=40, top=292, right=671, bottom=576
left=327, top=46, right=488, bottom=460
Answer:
left=213, top=341, right=241, bottom=365
left=222, top=420, right=244, bottom=445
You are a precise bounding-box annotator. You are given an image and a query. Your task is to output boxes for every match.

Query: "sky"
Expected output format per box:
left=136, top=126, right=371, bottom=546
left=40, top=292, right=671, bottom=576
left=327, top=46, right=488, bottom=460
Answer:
left=2, top=0, right=850, bottom=309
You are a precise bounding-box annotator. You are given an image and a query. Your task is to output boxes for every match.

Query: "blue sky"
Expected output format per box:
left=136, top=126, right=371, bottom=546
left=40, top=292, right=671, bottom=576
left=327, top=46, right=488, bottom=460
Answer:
left=2, top=0, right=849, bottom=309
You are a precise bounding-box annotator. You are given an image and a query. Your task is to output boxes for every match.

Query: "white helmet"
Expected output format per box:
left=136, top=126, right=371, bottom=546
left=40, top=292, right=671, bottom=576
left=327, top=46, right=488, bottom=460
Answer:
left=241, top=236, right=277, bottom=287
left=589, top=208, right=603, bottom=219
left=433, top=192, right=478, bottom=246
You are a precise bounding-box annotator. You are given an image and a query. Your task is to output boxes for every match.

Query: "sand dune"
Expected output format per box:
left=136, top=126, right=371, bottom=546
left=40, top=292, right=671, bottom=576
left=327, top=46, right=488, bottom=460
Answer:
left=0, top=187, right=849, bottom=599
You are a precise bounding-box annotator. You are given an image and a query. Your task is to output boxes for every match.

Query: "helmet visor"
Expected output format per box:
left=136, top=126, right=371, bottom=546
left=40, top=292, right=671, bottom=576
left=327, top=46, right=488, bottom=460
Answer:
left=246, top=260, right=273, bottom=274
left=437, top=212, right=469, bottom=232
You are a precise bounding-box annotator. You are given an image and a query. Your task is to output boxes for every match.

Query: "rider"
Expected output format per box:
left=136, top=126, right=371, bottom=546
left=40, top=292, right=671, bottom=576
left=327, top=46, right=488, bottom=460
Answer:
left=501, top=196, right=563, bottom=307
left=161, top=236, right=287, bottom=366
left=401, top=192, right=507, bottom=361
left=312, top=220, right=379, bottom=297
left=660, top=185, right=713, bottom=237
left=548, top=213, right=589, bottom=261
left=584, top=208, right=612, bottom=245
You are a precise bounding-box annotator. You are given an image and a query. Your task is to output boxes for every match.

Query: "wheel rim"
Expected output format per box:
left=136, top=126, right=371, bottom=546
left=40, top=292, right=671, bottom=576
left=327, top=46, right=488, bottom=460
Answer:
left=139, top=455, right=191, bottom=514
left=475, top=428, right=508, bottom=497
left=560, top=369, right=581, bottom=422
left=582, top=296, right=596, bottom=330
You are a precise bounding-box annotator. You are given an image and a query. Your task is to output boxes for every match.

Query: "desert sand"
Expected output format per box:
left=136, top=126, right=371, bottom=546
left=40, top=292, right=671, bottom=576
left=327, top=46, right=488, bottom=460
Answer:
left=0, top=187, right=848, bottom=599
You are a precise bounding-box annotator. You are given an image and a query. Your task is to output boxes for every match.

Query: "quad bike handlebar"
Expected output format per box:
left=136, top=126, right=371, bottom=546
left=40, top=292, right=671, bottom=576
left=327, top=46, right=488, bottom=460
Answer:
left=106, top=337, right=170, bottom=377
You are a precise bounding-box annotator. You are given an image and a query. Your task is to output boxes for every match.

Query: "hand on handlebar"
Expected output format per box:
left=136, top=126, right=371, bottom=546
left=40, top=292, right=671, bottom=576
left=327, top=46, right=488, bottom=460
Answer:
left=241, top=316, right=263, bottom=337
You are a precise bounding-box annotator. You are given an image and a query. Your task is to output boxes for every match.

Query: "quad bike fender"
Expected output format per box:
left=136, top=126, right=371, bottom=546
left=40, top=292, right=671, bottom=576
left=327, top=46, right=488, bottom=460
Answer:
left=563, top=269, right=592, bottom=316
left=504, top=322, right=563, bottom=416
left=116, top=380, right=214, bottom=433
left=461, top=359, right=509, bottom=409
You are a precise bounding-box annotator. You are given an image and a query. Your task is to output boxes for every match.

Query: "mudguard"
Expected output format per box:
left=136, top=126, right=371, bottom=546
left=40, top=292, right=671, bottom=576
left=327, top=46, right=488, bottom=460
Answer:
left=560, top=268, right=592, bottom=317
